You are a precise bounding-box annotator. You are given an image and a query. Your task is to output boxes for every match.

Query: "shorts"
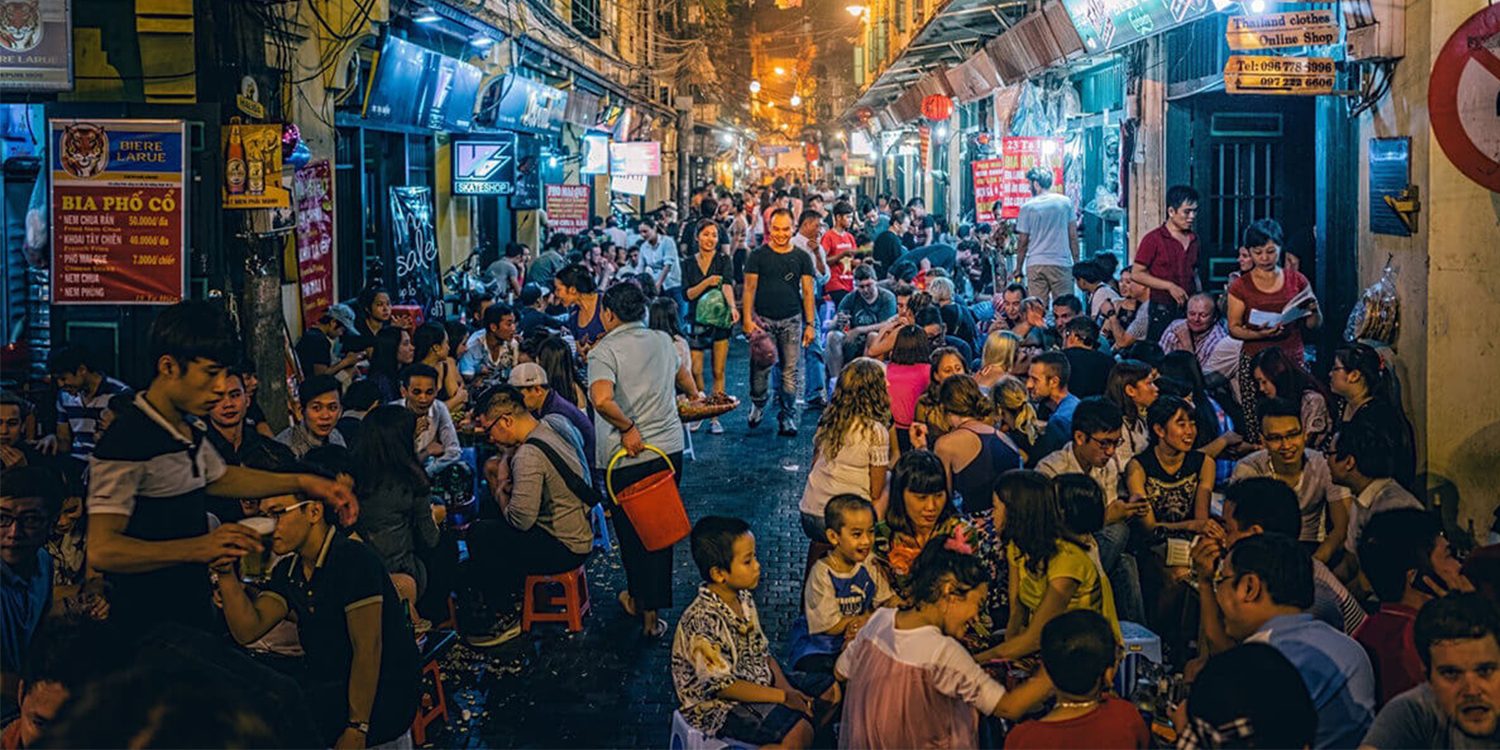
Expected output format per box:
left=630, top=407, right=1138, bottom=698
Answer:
left=716, top=672, right=836, bottom=745
left=690, top=323, right=732, bottom=350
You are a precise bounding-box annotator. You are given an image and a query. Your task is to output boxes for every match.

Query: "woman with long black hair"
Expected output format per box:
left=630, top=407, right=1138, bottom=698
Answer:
left=350, top=405, right=441, bottom=632
left=1330, top=342, right=1416, bottom=489
left=367, top=326, right=414, bottom=404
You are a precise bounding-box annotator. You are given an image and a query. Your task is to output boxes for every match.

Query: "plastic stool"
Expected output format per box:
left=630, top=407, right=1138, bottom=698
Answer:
left=411, top=631, right=456, bottom=745
left=682, top=422, right=696, bottom=462
left=521, top=566, right=591, bottom=632
left=590, top=503, right=613, bottom=552
left=669, top=710, right=752, bottom=750
left=1114, top=620, right=1164, bottom=695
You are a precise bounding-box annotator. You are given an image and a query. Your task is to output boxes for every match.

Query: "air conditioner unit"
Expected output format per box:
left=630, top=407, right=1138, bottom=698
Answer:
left=1344, top=0, right=1405, bottom=61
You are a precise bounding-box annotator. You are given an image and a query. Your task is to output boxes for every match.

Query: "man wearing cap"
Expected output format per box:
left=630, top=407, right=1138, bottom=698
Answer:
left=295, top=304, right=364, bottom=381
left=509, top=362, right=595, bottom=473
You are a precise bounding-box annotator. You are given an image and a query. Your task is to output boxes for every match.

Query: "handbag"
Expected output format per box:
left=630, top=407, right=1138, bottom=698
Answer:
left=606, top=446, right=690, bottom=552
left=694, top=285, right=734, bottom=329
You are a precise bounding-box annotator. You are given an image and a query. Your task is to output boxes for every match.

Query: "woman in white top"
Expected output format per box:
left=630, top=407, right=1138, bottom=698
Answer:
left=1105, top=359, right=1159, bottom=472
left=800, top=358, right=893, bottom=542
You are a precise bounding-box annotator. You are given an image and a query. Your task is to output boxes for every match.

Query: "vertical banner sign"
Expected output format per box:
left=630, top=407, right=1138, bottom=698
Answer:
left=0, top=0, right=73, bottom=92
left=50, top=119, right=186, bottom=305
left=545, top=184, right=591, bottom=234
left=971, top=158, right=1005, bottom=224
left=389, top=187, right=442, bottom=320
left=293, top=161, right=336, bottom=324
left=998, top=137, right=1065, bottom=220
left=222, top=123, right=290, bottom=209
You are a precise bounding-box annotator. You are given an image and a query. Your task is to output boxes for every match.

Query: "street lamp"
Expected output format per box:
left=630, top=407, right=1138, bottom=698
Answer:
left=790, top=94, right=802, bottom=107
left=750, top=80, right=761, bottom=93
left=845, top=4, right=867, bottom=16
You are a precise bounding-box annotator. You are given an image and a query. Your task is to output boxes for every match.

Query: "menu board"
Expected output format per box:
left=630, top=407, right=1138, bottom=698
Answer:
left=294, top=161, right=336, bottom=324
left=997, top=137, right=1065, bottom=220
left=545, top=184, right=590, bottom=234
left=971, top=158, right=1005, bottom=224
left=50, top=119, right=186, bottom=305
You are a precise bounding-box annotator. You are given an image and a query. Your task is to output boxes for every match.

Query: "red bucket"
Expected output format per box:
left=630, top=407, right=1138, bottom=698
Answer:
left=606, top=446, right=690, bottom=552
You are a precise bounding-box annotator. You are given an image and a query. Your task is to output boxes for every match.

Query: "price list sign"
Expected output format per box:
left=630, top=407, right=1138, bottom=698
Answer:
left=50, top=119, right=187, bottom=305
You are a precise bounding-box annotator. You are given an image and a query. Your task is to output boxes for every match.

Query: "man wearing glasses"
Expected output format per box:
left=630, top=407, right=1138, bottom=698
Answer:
left=1231, top=397, right=1351, bottom=567
left=1, top=467, right=64, bottom=708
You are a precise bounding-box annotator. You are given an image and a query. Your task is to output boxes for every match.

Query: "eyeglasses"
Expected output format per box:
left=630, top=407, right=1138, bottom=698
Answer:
left=1263, top=429, right=1304, bottom=445
left=1085, top=434, right=1124, bottom=449
left=265, top=500, right=317, bottom=520
left=0, top=512, right=49, bottom=531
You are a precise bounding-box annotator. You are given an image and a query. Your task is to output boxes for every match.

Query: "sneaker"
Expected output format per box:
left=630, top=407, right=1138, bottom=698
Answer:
left=805, top=393, right=828, bottom=410
left=778, top=418, right=799, bottom=437
left=709, top=419, right=724, bottom=435
left=464, top=610, right=522, bottom=649
left=748, top=404, right=764, bottom=428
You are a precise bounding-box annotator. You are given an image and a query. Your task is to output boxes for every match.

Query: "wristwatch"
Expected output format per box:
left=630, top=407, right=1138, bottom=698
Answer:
left=347, top=721, right=370, bottom=734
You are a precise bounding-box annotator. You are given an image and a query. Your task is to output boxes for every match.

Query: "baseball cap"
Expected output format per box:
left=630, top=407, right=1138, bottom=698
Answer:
left=323, top=303, right=356, bottom=331
left=508, top=362, right=547, bottom=388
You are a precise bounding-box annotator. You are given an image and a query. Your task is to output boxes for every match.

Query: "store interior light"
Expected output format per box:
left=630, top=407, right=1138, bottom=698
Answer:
left=774, top=67, right=786, bottom=76
left=1246, top=0, right=1267, bottom=12
left=790, top=94, right=802, bottom=107
left=845, top=4, right=868, bottom=16
left=750, top=80, right=762, bottom=93
left=414, top=9, right=441, bottom=23
left=471, top=34, right=495, bottom=48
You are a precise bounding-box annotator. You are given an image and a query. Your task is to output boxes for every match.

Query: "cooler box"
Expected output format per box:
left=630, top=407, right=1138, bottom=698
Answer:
left=1114, top=620, right=1163, bottom=696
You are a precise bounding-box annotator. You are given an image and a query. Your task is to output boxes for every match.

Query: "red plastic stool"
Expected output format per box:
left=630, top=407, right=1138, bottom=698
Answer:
left=411, top=631, right=456, bottom=745
left=521, top=567, right=591, bottom=632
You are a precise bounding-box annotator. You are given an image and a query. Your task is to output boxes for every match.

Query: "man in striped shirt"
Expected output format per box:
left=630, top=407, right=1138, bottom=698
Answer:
left=41, top=347, right=130, bottom=461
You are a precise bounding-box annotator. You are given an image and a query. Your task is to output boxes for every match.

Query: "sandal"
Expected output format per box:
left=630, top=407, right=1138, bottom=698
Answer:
left=643, top=617, right=668, bottom=639
left=617, top=591, right=639, bottom=618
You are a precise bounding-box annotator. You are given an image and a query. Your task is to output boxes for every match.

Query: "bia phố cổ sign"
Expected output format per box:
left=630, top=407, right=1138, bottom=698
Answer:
left=1225, top=55, right=1336, bottom=95
left=1226, top=10, right=1340, bottom=50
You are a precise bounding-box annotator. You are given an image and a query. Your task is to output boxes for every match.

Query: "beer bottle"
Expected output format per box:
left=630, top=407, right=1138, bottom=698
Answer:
left=226, top=125, right=247, bottom=195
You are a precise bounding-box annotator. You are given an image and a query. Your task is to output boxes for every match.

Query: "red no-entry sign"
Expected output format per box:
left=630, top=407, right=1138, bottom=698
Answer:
left=1429, top=5, right=1500, bottom=194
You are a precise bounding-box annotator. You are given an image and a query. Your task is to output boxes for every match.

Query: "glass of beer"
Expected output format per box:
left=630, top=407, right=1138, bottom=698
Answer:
left=239, top=517, right=277, bottom=583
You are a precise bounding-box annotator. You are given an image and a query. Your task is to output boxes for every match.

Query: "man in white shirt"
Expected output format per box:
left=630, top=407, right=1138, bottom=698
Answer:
left=399, top=363, right=462, bottom=474
left=1328, top=420, right=1423, bottom=576
left=1014, top=166, right=1078, bottom=306
left=638, top=220, right=683, bottom=323
left=1232, top=397, right=1351, bottom=565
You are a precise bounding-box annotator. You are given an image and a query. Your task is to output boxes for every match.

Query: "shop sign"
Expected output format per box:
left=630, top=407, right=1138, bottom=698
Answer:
left=611, top=174, right=648, bottom=196
left=972, top=158, right=1005, bottom=224
left=1226, top=10, right=1340, bottom=51
left=1224, top=55, right=1336, bottom=95
left=0, top=0, right=72, bottom=92
left=493, top=74, right=569, bottom=135
left=293, top=160, right=336, bottom=324
left=847, top=158, right=875, bottom=178
left=1428, top=5, right=1500, bottom=194
left=609, top=141, right=662, bottom=176
left=997, top=137, right=1064, bottom=220
left=453, top=134, right=517, bottom=195
left=49, top=119, right=186, bottom=305
left=390, top=187, right=442, bottom=320
left=545, top=184, right=591, bottom=234
left=1061, top=0, right=1218, bottom=54
left=222, top=123, right=289, bottom=209
left=581, top=133, right=610, bottom=175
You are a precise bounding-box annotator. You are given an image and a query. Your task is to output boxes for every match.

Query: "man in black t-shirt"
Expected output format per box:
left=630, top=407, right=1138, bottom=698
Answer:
left=216, top=492, right=418, bottom=748
left=295, top=304, right=362, bottom=380
left=1060, top=317, right=1116, bottom=399
left=742, top=208, right=816, bottom=437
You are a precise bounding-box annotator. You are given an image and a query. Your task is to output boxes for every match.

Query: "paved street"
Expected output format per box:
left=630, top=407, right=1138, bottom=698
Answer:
left=428, top=341, right=817, bottom=748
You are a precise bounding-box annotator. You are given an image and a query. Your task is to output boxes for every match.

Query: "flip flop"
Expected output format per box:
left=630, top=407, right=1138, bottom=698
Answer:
left=643, top=618, right=668, bottom=639
left=617, top=591, right=639, bottom=618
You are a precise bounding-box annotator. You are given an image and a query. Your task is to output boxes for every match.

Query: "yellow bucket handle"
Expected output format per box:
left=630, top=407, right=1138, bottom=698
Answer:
left=605, top=444, right=675, bottom=504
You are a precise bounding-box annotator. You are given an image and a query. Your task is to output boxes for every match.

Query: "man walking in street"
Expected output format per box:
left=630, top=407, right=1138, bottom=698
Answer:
left=792, top=210, right=831, bottom=408
left=1132, top=185, right=1202, bottom=342
left=743, top=208, right=817, bottom=436
left=1014, top=167, right=1078, bottom=306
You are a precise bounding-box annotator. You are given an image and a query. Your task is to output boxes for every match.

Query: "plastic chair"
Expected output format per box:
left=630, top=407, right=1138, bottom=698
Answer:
left=669, top=710, right=752, bottom=750
left=521, top=566, right=591, bottom=633
left=411, top=631, right=457, bottom=745
left=1114, top=620, right=1164, bottom=695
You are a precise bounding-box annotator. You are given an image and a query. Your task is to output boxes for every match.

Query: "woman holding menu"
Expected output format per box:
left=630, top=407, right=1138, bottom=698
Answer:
left=1227, top=218, right=1321, bottom=439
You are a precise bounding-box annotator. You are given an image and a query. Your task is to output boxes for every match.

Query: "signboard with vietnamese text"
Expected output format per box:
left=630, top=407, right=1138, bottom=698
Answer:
left=0, top=0, right=72, bottom=92
left=50, top=119, right=186, bottom=305
left=972, top=157, right=1005, bottom=224
left=609, top=141, right=662, bottom=176
left=294, top=160, right=336, bottom=325
left=1060, top=0, right=1217, bottom=53
left=1226, top=10, right=1340, bottom=51
left=1225, top=55, right=1336, bottom=95
left=545, top=184, right=591, bottom=234
left=997, top=137, right=1065, bottom=220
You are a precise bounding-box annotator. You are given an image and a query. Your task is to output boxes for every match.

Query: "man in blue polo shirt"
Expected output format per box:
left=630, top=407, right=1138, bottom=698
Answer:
left=1, top=467, right=63, bottom=709
left=1214, top=532, right=1376, bottom=748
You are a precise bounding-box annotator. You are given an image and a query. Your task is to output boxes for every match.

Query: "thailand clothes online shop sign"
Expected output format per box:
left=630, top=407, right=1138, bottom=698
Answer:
left=49, top=119, right=187, bottom=305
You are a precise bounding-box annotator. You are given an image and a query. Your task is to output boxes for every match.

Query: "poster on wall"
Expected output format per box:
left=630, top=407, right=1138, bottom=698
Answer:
left=0, top=0, right=73, bottom=92
left=1060, top=0, right=1218, bottom=53
left=997, top=136, right=1065, bottom=220
left=49, top=118, right=187, bottom=305
left=492, top=74, right=569, bottom=135
left=971, top=158, right=1005, bottom=224
left=545, top=184, right=591, bottom=234
left=609, top=141, right=662, bottom=176
left=222, top=123, right=290, bottom=209
left=510, top=134, right=542, bottom=210
left=389, top=187, right=442, bottom=320
left=294, top=161, right=336, bottom=324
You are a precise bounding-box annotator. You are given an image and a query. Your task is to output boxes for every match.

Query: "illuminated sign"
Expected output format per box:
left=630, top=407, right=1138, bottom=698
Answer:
left=609, top=141, right=662, bottom=176
left=452, top=134, right=517, bottom=195
left=1061, top=0, right=1219, bottom=53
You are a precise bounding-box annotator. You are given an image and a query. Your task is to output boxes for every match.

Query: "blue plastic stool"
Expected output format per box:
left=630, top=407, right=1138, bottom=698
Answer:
left=1114, top=620, right=1164, bottom=695
left=590, top=503, right=613, bottom=552
left=669, top=710, right=752, bottom=750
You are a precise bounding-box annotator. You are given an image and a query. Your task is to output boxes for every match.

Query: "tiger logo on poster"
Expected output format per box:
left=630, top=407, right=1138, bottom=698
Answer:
left=60, top=124, right=109, bottom=179
left=0, top=0, right=42, bottom=53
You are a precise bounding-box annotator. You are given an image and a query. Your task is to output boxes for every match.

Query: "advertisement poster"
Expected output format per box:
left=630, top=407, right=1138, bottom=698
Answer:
left=545, top=184, right=591, bottom=234
left=609, top=141, right=662, bottom=176
left=389, top=187, right=442, bottom=320
left=49, top=119, right=186, bottom=305
left=971, top=158, right=1005, bottom=224
left=492, top=74, right=569, bottom=135
left=222, top=123, right=289, bottom=209
left=0, top=0, right=72, bottom=92
left=293, top=161, right=336, bottom=324
left=511, top=134, right=542, bottom=210
left=997, top=137, right=1065, bottom=220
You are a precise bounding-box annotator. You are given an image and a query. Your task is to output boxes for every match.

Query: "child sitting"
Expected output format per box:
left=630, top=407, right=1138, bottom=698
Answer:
left=1004, top=609, right=1149, bottom=749
left=789, top=494, right=898, bottom=673
left=671, top=516, right=839, bottom=749
left=837, top=532, right=1053, bottom=748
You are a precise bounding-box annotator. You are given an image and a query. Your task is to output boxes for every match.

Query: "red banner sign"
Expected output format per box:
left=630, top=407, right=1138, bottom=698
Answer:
left=293, top=160, right=335, bottom=326
left=998, top=136, right=1065, bottom=220
left=545, top=183, right=591, bottom=234
left=972, top=158, right=1005, bottom=224
left=50, top=119, right=187, bottom=305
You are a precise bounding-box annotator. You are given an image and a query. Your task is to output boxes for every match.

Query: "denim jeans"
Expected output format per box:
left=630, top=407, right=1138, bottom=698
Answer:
left=803, top=294, right=828, bottom=400
left=750, top=315, right=804, bottom=424
left=1096, top=521, right=1145, bottom=624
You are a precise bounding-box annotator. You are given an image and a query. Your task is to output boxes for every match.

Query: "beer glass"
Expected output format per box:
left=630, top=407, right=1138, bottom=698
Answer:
left=239, top=517, right=276, bottom=583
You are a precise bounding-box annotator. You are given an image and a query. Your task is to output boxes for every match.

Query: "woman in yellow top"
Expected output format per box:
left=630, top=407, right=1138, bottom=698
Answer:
left=977, top=469, right=1120, bottom=662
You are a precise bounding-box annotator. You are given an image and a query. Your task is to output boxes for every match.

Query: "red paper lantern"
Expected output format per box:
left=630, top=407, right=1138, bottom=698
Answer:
left=856, top=107, right=874, bottom=125
left=803, top=142, right=820, bottom=163
left=921, top=94, right=953, bottom=121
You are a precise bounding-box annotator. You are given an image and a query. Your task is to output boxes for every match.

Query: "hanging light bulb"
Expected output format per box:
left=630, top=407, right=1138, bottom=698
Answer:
left=790, top=94, right=802, bottom=107
left=750, top=80, right=762, bottom=93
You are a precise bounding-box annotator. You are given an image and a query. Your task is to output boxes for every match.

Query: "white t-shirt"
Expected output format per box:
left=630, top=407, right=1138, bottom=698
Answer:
left=1015, top=192, right=1075, bottom=269
left=1036, top=445, right=1121, bottom=504
left=1232, top=450, right=1352, bottom=543
left=799, top=419, right=890, bottom=517
left=805, top=557, right=893, bottom=635
left=836, top=607, right=1006, bottom=714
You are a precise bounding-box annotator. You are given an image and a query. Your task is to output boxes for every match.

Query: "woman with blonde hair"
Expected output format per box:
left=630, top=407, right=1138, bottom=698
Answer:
left=912, top=375, right=1022, bottom=511
left=799, top=357, right=894, bottom=540
left=992, top=375, right=1040, bottom=462
left=975, top=330, right=1023, bottom=390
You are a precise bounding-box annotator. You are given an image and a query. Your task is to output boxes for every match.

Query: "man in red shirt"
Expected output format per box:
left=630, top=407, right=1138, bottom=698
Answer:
left=821, top=201, right=857, bottom=305
left=1131, top=185, right=1201, bottom=342
left=1355, top=508, right=1471, bottom=707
